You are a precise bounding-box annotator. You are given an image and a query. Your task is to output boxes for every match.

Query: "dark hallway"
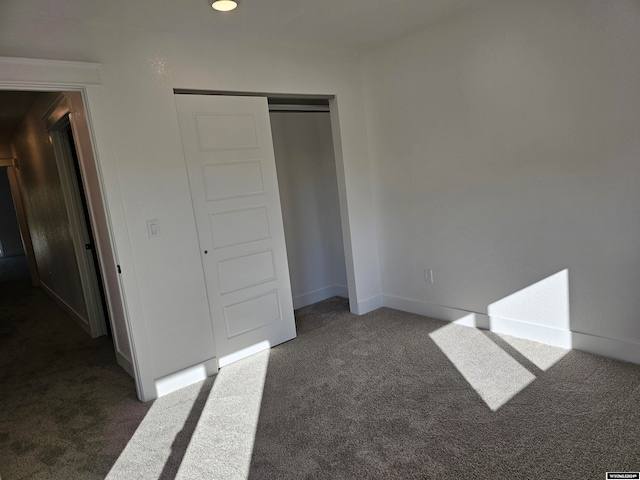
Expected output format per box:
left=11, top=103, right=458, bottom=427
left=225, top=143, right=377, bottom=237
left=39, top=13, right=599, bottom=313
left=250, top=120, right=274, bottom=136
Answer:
left=0, top=255, right=148, bottom=479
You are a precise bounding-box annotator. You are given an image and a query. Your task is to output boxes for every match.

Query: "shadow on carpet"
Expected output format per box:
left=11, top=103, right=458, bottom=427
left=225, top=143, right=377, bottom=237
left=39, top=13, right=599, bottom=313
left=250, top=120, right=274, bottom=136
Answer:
left=248, top=297, right=640, bottom=479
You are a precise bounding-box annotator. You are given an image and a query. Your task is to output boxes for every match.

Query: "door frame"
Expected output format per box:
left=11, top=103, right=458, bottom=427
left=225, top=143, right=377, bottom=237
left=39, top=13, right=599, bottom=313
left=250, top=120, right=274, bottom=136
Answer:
left=0, top=56, right=154, bottom=402
left=45, top=94, right=108, bottom=338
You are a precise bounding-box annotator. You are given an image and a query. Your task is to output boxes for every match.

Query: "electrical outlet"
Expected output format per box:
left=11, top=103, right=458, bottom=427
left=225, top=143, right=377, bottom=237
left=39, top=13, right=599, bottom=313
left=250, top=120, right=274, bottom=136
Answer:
left=424, top=268, right=433, bottom=283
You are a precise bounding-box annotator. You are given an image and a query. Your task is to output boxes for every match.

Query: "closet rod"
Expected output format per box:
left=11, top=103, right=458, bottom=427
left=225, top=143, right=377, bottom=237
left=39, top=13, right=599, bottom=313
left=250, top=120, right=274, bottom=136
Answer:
left=268, top=104, right=330, bottom=113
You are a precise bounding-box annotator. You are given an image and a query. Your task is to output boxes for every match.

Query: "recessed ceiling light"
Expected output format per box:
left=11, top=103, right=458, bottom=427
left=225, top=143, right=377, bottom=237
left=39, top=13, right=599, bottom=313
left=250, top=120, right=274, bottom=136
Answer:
left=211, top=0, right=238, bottom=12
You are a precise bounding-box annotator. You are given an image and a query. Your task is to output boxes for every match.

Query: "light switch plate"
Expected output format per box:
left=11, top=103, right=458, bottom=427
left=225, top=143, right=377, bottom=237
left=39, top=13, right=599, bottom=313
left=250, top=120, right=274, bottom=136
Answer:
left=147, top=219, right=161, bottom=238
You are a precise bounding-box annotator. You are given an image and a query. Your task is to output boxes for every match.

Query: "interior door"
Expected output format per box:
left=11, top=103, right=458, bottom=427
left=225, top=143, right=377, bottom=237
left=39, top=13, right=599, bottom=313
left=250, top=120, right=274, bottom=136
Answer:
left=47, top=96, right=108, bottom=338
left=175, top=94, right=297, bottom=367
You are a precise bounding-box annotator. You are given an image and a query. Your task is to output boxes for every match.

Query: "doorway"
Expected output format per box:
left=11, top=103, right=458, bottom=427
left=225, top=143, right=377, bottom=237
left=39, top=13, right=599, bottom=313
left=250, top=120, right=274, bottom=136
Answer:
left=45, top=93, right=109, bottom=338
left=0, top=89, right=134, bottom=381
left=269, top=101, right=349, bottom=309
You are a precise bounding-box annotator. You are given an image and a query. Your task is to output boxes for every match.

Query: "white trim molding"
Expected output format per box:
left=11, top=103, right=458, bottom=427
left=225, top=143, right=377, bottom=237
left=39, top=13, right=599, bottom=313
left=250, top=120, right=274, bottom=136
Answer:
left=382, top=294, right=640, bottom=366
left=571, top=332, right=640, bottom=366
left=218, top=340, right=271, bottom=369
left=354, top=294, right=383, bottom=315
left=292, top=284, right=349, bottom=310
left=40, top=281, right=91, bottom=336
left=155, top=358, right=218, bottom=398
left=116, top=351, right=135, bottom=378
left=489, top=315, right=572, bottom=349
left=0, top=56, right=101, bottom=87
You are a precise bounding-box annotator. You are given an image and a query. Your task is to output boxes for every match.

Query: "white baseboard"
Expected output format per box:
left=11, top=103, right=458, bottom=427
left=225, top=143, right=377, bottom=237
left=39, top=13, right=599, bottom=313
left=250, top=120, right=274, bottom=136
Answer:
left=489, top=315, right=572, bottom=349
left=218, top=340, right=271, bottom=368
left=116, top=351, right=135, bottom=378
left=333, top=284, right=349, bottom=299
left=155, top=357, right=218, bottom=398
left=354, top=294, right=383, bottom=315
left=382, top=294, right=490, bottom=327
left=382, top=294, right=640, bottom=365
left=41, top=282, right=142, bottom=376
left=41, top=282, right=142, bottom=375
left=40, top=281, right=91, bottom=336
left=293, top=284, right=349, bottom=310
left=571, top=331, right=640, bottom=365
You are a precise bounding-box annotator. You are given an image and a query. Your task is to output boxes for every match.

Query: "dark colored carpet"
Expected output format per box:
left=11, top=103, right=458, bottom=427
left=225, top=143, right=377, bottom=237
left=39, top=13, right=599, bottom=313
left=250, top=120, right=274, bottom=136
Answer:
left=0, top=255, right=149, bottom=480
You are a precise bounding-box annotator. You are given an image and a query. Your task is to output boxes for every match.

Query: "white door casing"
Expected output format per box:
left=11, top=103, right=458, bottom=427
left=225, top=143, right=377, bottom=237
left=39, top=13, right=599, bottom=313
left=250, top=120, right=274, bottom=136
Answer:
left=46, top=94, right=108, bottom=338
left=0, top=56, right=152, bottom=401
left=175, top=94, right=297, bottom=367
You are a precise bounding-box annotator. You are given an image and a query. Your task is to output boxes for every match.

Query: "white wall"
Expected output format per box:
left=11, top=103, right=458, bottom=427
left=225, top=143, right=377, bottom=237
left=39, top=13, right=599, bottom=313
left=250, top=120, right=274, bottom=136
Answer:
left=362, top=0, right=640, bottom=357
left=0, top=7, right=382, bottom=397
left=270, top=112, right=348, bottom=309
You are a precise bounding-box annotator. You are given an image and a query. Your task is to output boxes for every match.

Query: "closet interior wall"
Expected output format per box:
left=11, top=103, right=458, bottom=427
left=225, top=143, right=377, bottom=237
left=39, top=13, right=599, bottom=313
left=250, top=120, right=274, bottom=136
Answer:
left=270, top=110, right=348, bottom=309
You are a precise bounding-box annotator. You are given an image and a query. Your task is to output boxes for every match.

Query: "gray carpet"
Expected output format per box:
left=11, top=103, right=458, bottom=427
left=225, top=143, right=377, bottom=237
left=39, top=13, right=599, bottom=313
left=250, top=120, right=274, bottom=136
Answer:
left=247, top=297, right=640, bottom=479
left=2, top=254, right=640, bottom=479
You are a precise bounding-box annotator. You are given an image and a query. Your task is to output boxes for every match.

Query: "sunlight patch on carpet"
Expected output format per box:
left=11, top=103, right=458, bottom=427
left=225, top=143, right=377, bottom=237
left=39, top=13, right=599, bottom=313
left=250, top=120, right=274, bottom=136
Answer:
left=430, top=323, right=536, bottom=411
left=105, top=379, right=210, bottom=480
left=175, top=347, right=270, bottom=480
left=494, top=333, right=569, bottom=371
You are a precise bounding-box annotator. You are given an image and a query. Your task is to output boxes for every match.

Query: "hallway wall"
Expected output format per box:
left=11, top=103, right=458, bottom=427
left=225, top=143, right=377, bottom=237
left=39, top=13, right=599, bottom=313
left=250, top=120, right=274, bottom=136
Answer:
left=0, top=143, right=11, bottom=158
left=11, top=92, right=89, bottom=327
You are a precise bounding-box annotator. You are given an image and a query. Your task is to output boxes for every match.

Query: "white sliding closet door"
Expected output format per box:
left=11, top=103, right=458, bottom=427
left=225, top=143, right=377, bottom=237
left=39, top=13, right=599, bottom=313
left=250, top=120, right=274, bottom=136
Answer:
left=175, top=94, right=296, bottom=367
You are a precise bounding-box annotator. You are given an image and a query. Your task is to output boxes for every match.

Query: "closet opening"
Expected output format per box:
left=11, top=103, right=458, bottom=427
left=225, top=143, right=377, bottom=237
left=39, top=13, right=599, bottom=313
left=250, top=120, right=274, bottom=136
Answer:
left=268, top=98, right=349, bottom=309
left=173, top=88, right=354, bottom=313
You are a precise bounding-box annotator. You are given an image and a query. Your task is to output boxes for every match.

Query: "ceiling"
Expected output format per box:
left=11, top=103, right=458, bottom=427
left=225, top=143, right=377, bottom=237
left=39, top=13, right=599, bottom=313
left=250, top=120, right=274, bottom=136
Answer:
left=1, top=0, right=483, bottom=55
left=0, top=0, right=483, bottom=146
left=0, top=91, right=39, bottom=146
